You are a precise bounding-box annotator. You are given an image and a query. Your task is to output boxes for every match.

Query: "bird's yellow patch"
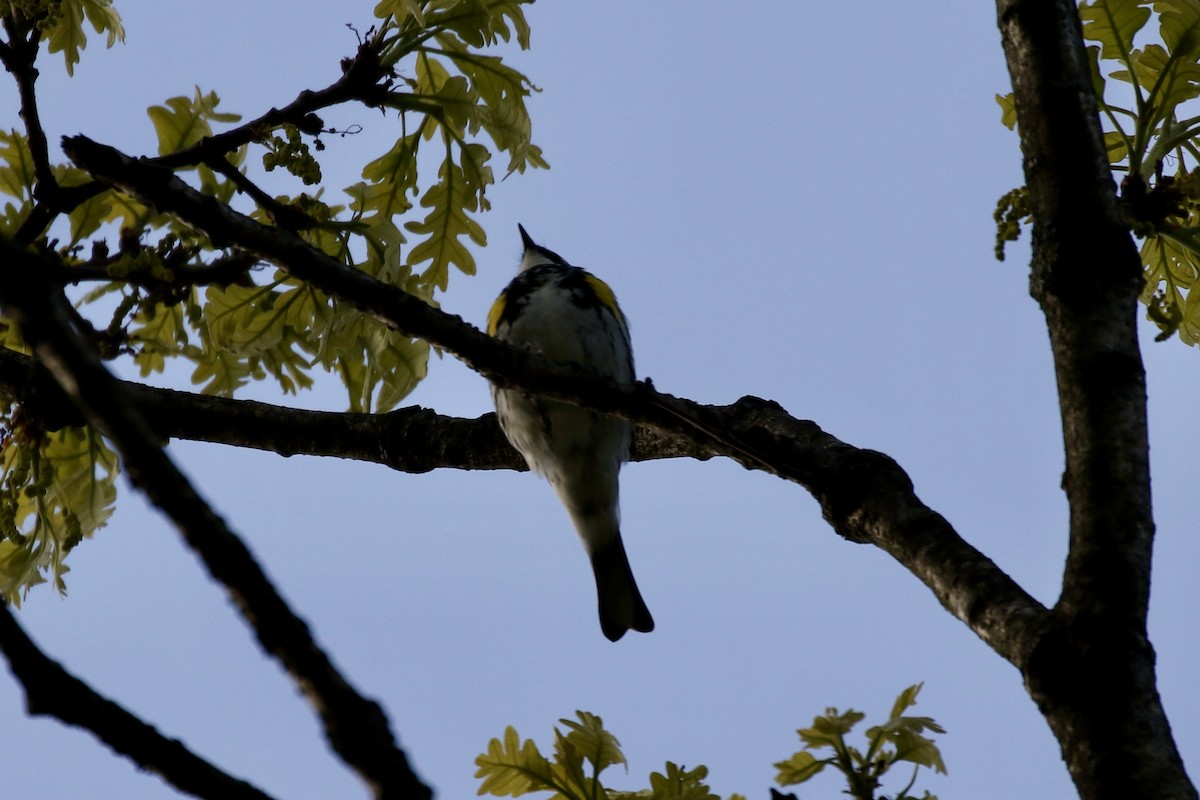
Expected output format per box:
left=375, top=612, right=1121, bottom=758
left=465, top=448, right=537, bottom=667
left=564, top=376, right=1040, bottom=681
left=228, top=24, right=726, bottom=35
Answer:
left=486, top=292, right=507, bottom=336
left=584, top=274, right=627, bottom=331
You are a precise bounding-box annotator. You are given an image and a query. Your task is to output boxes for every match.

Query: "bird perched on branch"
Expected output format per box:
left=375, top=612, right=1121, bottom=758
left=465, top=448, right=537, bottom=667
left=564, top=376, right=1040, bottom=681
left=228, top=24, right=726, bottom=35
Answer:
left=487, top=225, right=654, bottom=641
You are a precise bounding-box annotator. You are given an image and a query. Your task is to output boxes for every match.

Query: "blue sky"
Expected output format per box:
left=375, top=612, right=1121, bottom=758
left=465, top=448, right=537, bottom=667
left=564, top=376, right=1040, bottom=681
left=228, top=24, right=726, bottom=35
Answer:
left=2, top=2, right=1197, bottom=799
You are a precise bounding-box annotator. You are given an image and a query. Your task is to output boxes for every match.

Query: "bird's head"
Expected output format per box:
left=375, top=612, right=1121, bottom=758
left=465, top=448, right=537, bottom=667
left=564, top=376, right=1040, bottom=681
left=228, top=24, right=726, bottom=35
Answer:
left=517, top=224, right=570, bottom=272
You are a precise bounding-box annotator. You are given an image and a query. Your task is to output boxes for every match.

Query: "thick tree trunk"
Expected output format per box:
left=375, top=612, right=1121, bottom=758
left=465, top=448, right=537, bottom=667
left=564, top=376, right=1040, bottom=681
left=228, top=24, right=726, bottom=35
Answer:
left=994, top=1, right=1196, bottom=798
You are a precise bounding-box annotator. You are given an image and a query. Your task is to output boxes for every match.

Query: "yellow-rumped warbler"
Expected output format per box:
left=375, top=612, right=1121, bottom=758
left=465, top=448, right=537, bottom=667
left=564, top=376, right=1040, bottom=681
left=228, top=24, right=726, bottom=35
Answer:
left=487, top=225, right=654, bottom=641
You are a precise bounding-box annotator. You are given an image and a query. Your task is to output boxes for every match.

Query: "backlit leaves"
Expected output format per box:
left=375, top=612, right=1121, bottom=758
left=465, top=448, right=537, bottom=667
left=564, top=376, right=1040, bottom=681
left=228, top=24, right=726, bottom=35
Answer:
left=0, top=426, right=118, bottom=604
left=41, top=0, right=125, bottom=76
left=148, top=88, right=241, bottom=157
left=475, top=722, right=575, bottom=798
left=405, top=157, right=488, bottom=289
left=364, top=0, right=545, bottom=292
left=773, top=751, right=825, bottom=785
left=475, top=712, right=744, bottom=800
left=1079, top=0, right=1150, bottom=62
left=0, top=0, right=547, bottom=596
left=0, top=128, right=34, bottom=234
left=0, top=129, right=35, bottom=204
left=647, top=763, right=725, bottom=800
left=996, top=0, right=1200, bottom=343
left=773, top=684, right=945, bottom=800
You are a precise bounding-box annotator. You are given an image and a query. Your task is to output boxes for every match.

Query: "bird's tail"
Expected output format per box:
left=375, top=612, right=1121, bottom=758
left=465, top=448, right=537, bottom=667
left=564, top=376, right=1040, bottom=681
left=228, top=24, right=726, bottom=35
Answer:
left=590, top=534, right=654, bottom=642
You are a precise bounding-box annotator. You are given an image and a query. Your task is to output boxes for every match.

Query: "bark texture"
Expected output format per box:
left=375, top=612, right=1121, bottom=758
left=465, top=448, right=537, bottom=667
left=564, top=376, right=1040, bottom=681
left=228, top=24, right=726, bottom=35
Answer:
left=996, top=1, right=1194, bottom=798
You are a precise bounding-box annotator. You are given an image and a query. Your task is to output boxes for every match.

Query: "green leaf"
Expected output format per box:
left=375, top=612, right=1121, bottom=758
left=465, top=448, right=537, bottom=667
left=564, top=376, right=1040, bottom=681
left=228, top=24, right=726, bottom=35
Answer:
left=994, top=93, right=1018, bottom=130
left=203, top=283, right=289, bottom=353
left=404, top=158, right=487, bottom=290
left=1140, top=232, right=1200, bottom=340
left=474, top=725, right=562, bottom=798
left=54, top=165, right=112, bottom=245
left=374, top=0, right=427, bottom=28
left=646, top=762, right=718, bottom=800
left=125, top=289, right=193, bottom=377
left=559, top=711, right=627, bottom=775
left=104, top=189, right=159, bottom=233
left=0, top=129, right=36, bottom=202
left=320, top=308, right=429, bottom=412
left=196, top=281, right=332, bottom=397
left=350, top=131, right=422, bottom=228
left=864, top=684, right=947, bottom=775
left=887, top=683, right=924, bottom=720
left=550, top=728, right=593, bottom=800
left=0, top=426, right=119, bottom=603
left=190, top=348, right=254, bottom=395
left=1156, top=0, right=1200, bottom=59
left=410, top=0, right=534, bottom=51
left=42, top=0, right=125, bottom=76
left=432, top=73, right=482, bottom=139
left=1079, top=0, right=1151, bottom=62
left=1180, top=271, right=1200, bottom=341
left=1131, top=43, right=1200, bottom=115
left=147, top=88, right=241, bottom=157
left=797, top=708, right=865, bottom=750
left=432, top=36, right=548, bottom=175
left=773, top=752, right=827, bottom=786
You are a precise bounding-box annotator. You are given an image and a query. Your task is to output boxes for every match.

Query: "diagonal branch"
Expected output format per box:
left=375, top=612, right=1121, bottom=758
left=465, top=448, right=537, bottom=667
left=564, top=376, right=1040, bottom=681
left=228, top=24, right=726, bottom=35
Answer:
left=60, top=135, right=1050, bottom=667
left=0, top=603, right=276, bottom=800
left=0, top=251, right=431, bottom=800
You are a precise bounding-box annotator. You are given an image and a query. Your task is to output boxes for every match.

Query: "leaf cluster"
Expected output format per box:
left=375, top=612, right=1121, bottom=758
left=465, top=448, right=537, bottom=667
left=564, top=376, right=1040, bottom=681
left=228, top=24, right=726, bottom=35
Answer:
left=475, top=693, right=946, bottom=800
left=1, top=0, right=125, bottom=76
left=995, top=0, right=1200, bottom=343
left=773, top=683, right=945, bottom=800
left=0, top=423, right=117, bottom=604
left=0, top=0, right=546, bottom=598
left=474, top=711, right=745, bottom=800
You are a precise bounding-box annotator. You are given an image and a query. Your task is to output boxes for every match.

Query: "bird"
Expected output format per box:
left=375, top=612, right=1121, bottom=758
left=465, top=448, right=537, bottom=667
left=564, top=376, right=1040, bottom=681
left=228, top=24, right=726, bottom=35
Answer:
left=486, top=225, right=654, bottom=641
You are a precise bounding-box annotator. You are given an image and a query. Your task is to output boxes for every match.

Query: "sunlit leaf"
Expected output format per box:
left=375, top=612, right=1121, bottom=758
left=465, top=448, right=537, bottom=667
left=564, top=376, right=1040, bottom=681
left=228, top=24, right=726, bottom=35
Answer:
left=647, top=762, right=719, bottom=800
left=0, top=427, right=118, bottom=603
left=560, top=711, right=626, bottom=774
left=0, top=0, right=547, bottom=588
left=0, top=129, right=35, bottom=202
left=773, top=752, right=826, bottom=786
left=474, top=726, right=560, bottom=798
left=405, top=158, right=487, bottom=289
left=374, top=0, right=426, bottom=28
left=147, top=87, right=240, bottom=157
left=1079, top=0, right=1151, bottom=62
left=43, top=0, right=125, bottom=76
left=797, top=708, right=865, bottom=750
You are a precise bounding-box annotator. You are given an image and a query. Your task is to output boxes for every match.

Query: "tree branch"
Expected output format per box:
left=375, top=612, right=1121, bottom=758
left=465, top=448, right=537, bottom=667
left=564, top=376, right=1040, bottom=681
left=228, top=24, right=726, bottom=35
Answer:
left=0, top=343, right=703, bottom=471
left=0, top=603, right=277, bottom=800
left=0, top=14, right=53, bottom=197
left=49, top=248, right=258, bottom=290
left=0, top=252, right=431, bottom=800
left=996, top=1, right=1193, bottom=798
left=150, top=34, right=394, bottom=171
left=0, top=11, right=74, bottom=247
left=58, top=135, right=1050, bottom=668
